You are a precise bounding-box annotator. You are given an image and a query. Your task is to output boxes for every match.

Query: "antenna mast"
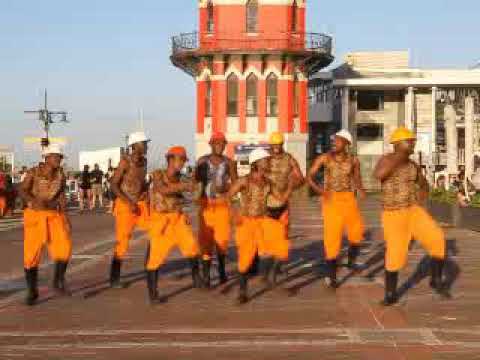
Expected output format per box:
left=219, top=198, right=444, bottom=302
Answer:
left=24, top=89, right=69, bottom=149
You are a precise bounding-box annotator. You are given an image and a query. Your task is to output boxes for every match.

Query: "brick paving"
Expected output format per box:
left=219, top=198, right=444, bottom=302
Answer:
left=0, top=198, right=479, bottom=359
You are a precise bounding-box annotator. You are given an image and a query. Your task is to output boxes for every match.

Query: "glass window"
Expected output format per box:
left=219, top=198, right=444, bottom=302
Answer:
left=227, top=74, right=239, bottom=116
left=246, top=0, right=258, bottom=33
left=246, top=74, right=258, bottom=116
left=207, top=1, right=214, bottom=33
left=356, top=123, right=384, bottom=141
left=357, top=91, right=385, bottom=111
left=266, top=73, right=278, bottom=117
left=205, top=79, right=212, bottom=117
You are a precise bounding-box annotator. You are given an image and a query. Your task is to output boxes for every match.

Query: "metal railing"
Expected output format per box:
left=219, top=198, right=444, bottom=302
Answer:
left=171, top=32, right=332, bottom=55
left=432, top=150, right=466, bottom=166
left=172, top=32, right=198, bottom=54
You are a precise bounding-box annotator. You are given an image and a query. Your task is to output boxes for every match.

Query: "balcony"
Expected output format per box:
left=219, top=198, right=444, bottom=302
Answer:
left=171, top=32, right=334, bottom=76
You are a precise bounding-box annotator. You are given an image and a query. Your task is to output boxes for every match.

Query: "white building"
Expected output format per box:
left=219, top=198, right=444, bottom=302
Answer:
left=79, top=147, right=122, bottom=173
left=0, top=145, right=14, bottom=176
left=309, top=51, right=480, bottom=189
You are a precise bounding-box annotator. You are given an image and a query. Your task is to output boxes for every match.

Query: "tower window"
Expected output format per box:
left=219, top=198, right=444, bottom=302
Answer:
left=266, top=73, right=278, bottom=117
left=292, top=0, right=298, bottom=32
left=205, top=78, right=212, bottom=117
left=246, top=0, right=258, bottom=33
left=293, top=73, right=300, bottom=116
left=227, top=74, right=239, bottom=116
left=246, top=74, right=258, bottom=116
left=207, top=1, right=214, bottom=33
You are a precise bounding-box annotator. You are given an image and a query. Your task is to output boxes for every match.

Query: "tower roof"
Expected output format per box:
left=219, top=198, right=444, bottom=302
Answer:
left=199, top=0, right=305, bottom=7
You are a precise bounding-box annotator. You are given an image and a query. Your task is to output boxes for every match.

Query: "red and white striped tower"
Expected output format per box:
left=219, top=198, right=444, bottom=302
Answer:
left=171, top=0, right=333, bottom=172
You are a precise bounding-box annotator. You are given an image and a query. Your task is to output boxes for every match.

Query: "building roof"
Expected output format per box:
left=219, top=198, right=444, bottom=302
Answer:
left=0, top=145, right=13, bottom=153
left=329, top=51, right=480, bottom=88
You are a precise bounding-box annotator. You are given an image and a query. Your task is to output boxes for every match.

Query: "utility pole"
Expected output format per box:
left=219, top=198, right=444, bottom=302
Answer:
left=124, top=134, right=129, bottom=155
left=24, top=89, right=69, bottom=150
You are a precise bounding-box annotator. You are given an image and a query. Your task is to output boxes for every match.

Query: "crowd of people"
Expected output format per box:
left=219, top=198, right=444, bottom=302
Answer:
left=15, top=127, right=451, bottom=307
left=78, top=163, right=115, bottom=212
left=434, top=164, right=480, bottom=207
left=0, top=163, right=117, bottom=218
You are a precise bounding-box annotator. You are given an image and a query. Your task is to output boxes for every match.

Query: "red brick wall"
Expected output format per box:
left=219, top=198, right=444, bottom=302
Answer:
left=196, top=2, right=308, bottom=139
left=199, top=2, right=306, bottom=50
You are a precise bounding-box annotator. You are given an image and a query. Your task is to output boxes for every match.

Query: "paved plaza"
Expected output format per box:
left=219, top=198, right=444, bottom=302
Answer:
left=0, top=198, right=478, bottom=359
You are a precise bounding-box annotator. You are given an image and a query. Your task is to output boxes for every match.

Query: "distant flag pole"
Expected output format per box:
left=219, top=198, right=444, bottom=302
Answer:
left=140, top=108, right=144, bottom=131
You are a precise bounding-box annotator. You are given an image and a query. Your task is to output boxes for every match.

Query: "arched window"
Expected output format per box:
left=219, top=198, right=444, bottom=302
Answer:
left=246, top=74, right=258, bottom=116
left=293, top=73, right=300, bottom=116
left=205, top=78, right=212, bottom=117
left=227, top=73, right=239, bottom=116
left=207, top=1, right=214, bottom=33
left=266, top=73, right=278, bottom=117
left=292, top=0, right=298, bottom=32
left=246, top=0, right=258, bottom=33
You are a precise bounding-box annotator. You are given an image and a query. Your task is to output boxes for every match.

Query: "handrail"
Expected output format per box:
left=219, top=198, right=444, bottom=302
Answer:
left=171, top=31, right=332, bottom=55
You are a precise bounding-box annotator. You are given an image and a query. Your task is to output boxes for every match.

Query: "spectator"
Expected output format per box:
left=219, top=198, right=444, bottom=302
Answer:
left=457, top=170, right=475, bottom=197
left=105, top=167, right=115, bottom=214
left=79, top=165, right=92, bottom=212
left=435, top=175, right=446, bottom=190
left=457, top=188, right=469, bottom=207
left=472, top=166, right=480, bottom=193
left=19, top=166, right=28, bottom=183
left=5, top=174, right=16, bottom=216
left=0, top=171, right=6, bottom=217
left=90, top=164, right=104, bottom=210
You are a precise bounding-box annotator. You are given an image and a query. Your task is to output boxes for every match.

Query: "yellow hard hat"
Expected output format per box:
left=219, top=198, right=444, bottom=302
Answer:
left=390, top=127, right=416, bottom=144
left=269, top=132, right=285, bottom=145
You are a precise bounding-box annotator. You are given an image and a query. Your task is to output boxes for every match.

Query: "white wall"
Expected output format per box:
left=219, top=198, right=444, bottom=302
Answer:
left=79, top=147, right=122, bottom=173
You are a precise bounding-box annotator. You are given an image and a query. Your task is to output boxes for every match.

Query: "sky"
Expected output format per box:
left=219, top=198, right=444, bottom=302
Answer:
left=1, top=0, right=479, bottom=168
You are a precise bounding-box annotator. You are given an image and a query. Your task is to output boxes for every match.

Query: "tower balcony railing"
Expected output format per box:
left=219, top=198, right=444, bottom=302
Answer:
left=171, top=31, right=333, bottom=56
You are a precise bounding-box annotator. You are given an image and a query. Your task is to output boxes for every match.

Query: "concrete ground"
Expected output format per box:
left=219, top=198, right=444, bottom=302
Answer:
left=0, top=198, right=478, bottom=360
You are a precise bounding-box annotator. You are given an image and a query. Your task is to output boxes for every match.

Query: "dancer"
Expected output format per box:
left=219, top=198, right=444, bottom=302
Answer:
left=109, top=132, right=150, bottom=288
left=264, top=132, right=304, bottom=282
left=307, top=130, right=365, bottom=288
left=266, top=132, right=304, bottom=225
left=374, top=127, right=447, bottom=305
left=227, top=148, right=293, bottom=304
left=19, top=144, right=72, bottom=305
left=146, top=146, right=202, bottom=304
left=196, top=132, right=237, bottom=288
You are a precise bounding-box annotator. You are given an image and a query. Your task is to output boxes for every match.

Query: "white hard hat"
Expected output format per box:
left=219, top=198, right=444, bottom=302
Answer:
left=249, top=148, right=270, bottom=165
left=128, top=131, right=150, bottom=147
left=42, top=143, right=63, bottom=157
left=335, top=129, right=353, bottom=144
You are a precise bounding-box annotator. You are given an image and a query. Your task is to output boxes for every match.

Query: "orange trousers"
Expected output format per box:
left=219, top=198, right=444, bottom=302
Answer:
left=235, top=216, right=289, bottom=274
left=382, top=205, right=445, bottom=272
left=322, top=192, right=364, bottom=260
left=146, top=211, right=199, bottom=271
left=279, top=208, right=289, bottom=227
left=113, top=199, right=149, bottom=259
left=23, top=208, right=72, bottom=269
left=199, top=199, right=231, bottom=260
left=0, top=196, right=6, bottom=216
